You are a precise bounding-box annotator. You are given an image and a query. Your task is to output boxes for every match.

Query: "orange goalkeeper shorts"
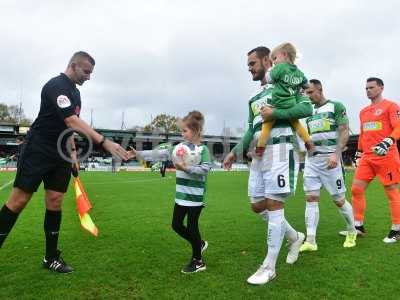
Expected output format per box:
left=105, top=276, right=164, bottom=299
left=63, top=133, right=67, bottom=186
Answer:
left=355, top=153, right=400, bottom=185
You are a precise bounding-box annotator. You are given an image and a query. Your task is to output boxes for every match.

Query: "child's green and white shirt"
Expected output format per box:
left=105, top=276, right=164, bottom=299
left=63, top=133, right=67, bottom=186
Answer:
left=136, top=143, right=211, bottom=207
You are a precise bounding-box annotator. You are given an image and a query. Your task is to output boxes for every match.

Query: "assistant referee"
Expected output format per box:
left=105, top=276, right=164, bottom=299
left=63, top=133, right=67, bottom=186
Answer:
left=0, top=51, right=129, bottom=273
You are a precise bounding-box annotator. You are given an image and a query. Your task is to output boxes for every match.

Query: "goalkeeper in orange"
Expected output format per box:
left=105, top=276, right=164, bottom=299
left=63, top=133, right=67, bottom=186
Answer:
left=350, top=77, right=400, bottom=243
left=256, top=42, right=313, bottom=156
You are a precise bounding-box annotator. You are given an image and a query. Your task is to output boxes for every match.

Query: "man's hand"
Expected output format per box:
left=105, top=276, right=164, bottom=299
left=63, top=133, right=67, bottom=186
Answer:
left=260, top=105, right=274, bottom=122
left=102, top=139, right=129, bottom=161
left=71, top=162, right=79, bottom=177
left=174, top=161, right=187, bottom=172
left=127, top=147, right=137, bottom=159
left=223, top=152, right=236, bottom=170
left=372, top=137, right=394, bottom=156
left=353, top=150, right=362, bottom=167
left=327, top=153, right=338, bottom=169
left=71, top=150, right=79, bottom=177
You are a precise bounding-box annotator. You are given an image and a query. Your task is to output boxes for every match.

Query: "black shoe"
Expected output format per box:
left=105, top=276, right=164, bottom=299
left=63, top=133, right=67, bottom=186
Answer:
left=181, top=259, right=206, bottom=274
left=201, top=240, right=208, bottom=254
left=355, top=225, right=366, bottom=237
left=383, top=230, right=400, bottom=244
left=43, top=250, right=74, bottom=273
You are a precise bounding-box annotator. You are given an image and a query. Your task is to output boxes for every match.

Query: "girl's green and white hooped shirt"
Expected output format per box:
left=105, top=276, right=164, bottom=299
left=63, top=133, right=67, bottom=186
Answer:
left=136, top=143, right=211, bottom=207
left=175, top=144, right=211, bottom=207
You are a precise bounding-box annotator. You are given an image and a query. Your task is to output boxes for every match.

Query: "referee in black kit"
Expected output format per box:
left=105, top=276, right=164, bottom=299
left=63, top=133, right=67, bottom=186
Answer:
left=0, top=51, right=129, bottom=273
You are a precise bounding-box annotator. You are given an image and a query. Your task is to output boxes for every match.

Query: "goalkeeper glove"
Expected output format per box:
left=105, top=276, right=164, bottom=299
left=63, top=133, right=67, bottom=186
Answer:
left=372, top=137, right=394, bottom=156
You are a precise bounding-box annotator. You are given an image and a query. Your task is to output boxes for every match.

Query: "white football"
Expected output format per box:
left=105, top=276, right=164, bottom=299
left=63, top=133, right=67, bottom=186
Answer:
left=172, top=142, right=202, bottom=166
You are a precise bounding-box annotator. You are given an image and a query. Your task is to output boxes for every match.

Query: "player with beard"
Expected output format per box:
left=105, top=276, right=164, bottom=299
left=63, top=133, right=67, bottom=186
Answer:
left=224, top=46, right=312, bottom=285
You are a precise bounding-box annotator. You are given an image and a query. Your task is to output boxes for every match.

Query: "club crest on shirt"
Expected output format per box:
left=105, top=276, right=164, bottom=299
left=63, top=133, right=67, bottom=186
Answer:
left=374, top=108, right=383, bottom=116
left=57, top=95, right=71, bottom=108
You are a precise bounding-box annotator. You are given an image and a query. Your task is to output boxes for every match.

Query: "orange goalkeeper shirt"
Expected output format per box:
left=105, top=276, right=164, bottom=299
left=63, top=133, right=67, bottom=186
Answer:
left=358, top=99, right=400, bottom=156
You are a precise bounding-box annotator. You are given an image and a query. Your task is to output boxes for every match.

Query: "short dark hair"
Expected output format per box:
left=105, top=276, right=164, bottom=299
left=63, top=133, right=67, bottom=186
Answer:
left=367, top=77, right=384, bottom=86
left=308, top=79, right=323, bottom=91
left=69, top=51, right=95, bottom=66
left=309, top=79, right=322, bottom=86
left=248, top=46, right=271, bottom=59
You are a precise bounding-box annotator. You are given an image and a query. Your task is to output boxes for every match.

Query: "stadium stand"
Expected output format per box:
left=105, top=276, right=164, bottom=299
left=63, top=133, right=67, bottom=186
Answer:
left=0, top=121, right=363, bottom=170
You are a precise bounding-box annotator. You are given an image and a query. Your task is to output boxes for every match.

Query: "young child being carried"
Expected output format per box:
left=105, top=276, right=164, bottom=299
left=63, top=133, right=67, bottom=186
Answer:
left=256, top=42, right=313, bottom=156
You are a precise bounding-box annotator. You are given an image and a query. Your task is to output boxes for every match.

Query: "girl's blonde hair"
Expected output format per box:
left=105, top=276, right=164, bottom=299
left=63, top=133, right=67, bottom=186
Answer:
left=181, top=110, right=205, bottom=136
left=271, top=42, right=297, bottom=64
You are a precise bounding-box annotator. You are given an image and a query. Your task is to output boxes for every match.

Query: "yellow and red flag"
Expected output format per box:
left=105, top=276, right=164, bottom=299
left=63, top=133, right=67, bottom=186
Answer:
left=73, top=177, right=99, bottom=237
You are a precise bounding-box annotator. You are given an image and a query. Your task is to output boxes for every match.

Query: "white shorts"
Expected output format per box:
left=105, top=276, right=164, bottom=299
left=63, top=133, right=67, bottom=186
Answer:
left=248, top=144, right=299, bottom=203
left=303, top=154, right=346, bottom=197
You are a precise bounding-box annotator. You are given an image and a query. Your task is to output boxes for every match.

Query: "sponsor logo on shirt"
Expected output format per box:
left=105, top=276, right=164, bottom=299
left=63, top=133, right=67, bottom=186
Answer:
left=57, top=95, right=71, bottom=108
left=308, top=119, right=332, bottom=133
left=363, top=121, right=382, bottom=131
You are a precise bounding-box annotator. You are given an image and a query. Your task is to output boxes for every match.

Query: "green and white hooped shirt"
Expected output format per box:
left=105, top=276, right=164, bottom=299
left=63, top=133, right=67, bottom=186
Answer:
left=136, top=144, right=211, bottom=207
left=306, top=100, right=348, bottom=154
left=175, top=144, right=210, bottom=207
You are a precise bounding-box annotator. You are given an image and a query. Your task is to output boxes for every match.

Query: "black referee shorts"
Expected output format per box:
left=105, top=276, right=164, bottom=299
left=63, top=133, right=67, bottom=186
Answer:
left=13, top=136, right=72, bottom=193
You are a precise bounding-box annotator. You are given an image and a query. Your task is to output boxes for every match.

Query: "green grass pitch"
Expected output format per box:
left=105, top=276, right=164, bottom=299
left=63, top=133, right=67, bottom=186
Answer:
left=0, top=170, right=398, bottom=299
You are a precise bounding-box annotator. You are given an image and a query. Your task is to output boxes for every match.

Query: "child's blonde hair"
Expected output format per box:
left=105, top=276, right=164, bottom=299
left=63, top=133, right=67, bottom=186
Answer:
left=181, top=111, right=204, bottom=136
left=271, top=42, right=297, bottom=64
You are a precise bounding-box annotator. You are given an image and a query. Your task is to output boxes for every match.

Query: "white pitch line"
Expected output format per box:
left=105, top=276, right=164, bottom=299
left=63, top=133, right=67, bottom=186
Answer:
left=0, top=180, right=13, bottom=191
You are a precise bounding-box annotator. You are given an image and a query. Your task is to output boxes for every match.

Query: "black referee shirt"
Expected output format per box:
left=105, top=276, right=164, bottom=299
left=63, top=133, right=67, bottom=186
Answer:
left=30, top=73, right=81, bottom=143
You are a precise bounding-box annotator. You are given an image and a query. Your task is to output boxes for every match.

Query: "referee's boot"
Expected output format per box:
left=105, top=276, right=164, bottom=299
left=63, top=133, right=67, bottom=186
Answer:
left=43, top=250, right=74, bottom=273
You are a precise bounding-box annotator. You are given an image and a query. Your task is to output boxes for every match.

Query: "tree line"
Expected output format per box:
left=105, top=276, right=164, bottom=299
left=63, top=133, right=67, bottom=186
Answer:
left=0, top=103, right=31, bottom=126
left=0, top=102, right=180, bottom=134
